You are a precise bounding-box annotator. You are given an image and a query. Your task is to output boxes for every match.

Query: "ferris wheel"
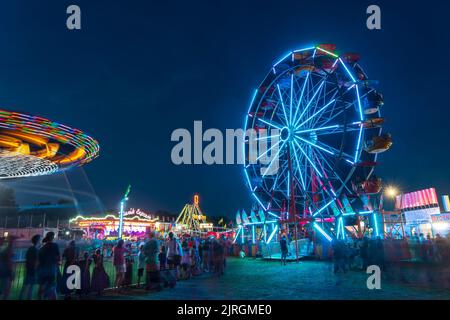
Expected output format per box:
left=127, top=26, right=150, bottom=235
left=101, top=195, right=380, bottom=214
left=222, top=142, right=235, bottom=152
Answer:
left=243, top=44, right=392, bottom=240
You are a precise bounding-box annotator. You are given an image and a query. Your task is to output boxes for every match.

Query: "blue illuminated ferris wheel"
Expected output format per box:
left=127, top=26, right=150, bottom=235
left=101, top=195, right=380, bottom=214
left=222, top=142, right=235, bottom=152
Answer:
left=243, top=44, right=392, bottom=240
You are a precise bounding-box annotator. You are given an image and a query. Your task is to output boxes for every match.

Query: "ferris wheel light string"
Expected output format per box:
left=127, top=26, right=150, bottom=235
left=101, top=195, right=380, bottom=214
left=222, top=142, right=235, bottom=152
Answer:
left=296, top=98, right=337, bottom=129
left=251, top=192, right=267, bottom=211
left=261, top=140, right=287, bottom=177
left=293, top=81, right=325, bottom=128
left=294, top=140, right=323, bottom=178
left=294, top=135, right=334, bottom=156
left=276, top=84, right=289, bottom=125
left=338, top=58, right=356, bottom=83
left=273, top=51, right=293, bottom=68
left=257, top=118, right=282, bottom=130
left=292, top=72, right=310, bottom=125
left=256, top=139, right=281, bottom=161
left=316, top=46, right=339, bottom=58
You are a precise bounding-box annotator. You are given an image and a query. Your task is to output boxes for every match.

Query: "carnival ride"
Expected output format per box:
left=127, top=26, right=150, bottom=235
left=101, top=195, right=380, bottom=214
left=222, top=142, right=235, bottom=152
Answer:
left=234, top=208, right=278, bottom=244
left=175, top=194, right=211, bottom=234
left=0, top=109, right=99, bottom=179
left=243, top=44, right=392, bottom=246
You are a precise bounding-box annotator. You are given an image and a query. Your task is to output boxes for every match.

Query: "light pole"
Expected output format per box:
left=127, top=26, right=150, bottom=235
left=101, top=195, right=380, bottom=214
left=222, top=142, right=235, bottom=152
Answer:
left=118, top=184, right=131, bottom=239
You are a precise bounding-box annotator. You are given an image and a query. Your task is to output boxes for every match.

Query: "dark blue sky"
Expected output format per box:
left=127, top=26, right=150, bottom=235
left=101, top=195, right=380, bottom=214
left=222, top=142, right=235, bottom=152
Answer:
left=0, top=1, right=449, bottom=217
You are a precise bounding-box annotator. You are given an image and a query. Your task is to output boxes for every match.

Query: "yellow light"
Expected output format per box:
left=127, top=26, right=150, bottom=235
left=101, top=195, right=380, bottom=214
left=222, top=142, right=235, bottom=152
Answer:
left=385, top=186, right=399, bottom=198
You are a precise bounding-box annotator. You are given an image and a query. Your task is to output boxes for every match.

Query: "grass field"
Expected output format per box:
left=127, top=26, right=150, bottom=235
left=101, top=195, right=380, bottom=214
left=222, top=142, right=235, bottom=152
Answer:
left=9, top=258, right=140, bottom=299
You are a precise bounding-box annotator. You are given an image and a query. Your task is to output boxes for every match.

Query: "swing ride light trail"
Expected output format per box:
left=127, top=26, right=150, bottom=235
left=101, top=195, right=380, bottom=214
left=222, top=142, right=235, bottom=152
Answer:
left=243, top=44, right=390, bottom=242
left=0, top=109, right=100, bottom=179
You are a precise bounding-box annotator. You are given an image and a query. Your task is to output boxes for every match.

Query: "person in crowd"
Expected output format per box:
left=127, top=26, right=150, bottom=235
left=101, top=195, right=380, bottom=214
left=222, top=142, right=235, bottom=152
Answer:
left=332, top=239, right=347, bottom=273
left=280, top=234, right=288, bottom=266
left=180, top=241, right=191, bottom=280
left=208, top=237, right=214, bottom=271
left=190, top=244, right=200, bottom=276
left=137, top=244, right=145, bottom=288
left=360, top=237, right=369, bottom=270
left=202, top=239, right=210, bottom=272
left=77, top=251, right=92, bottom=298
left=374, top=237, right=385, bottom=271
left=166, top=232, right=181, bottom=277
left=19, top=234, right=41, bottom=300
left=37, top=232, right=60, bottom=300
left=144, top=231, right=161, bottom=290
left=123, top=243, right=134, bottom=289
left=112, top=239, right=127, bottom=293
left=212, top=238, right=225, bottom=276
left=0, top=236, right=15, bottom=300
left=91, top=249, right=109, bottom=296
left=60, top=240, right=78, bottom=299
left=159, top=245, right=167, bottom=271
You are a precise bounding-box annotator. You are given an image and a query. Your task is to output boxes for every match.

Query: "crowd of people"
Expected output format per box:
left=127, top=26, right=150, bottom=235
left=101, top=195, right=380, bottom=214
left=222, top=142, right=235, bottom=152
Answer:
left=0, top=231, right=231, bottom=300
left=330, top=233, right=450, bottom=274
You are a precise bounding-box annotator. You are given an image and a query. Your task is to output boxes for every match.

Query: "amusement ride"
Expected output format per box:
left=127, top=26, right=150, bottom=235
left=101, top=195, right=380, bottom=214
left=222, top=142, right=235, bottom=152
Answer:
left=0, top=109, right=99, bottom=179
left=241, top=44, right=393, bottom=247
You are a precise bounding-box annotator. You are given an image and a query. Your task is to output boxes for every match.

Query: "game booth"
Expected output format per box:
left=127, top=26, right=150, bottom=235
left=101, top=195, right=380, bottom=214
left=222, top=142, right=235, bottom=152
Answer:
left=69, top=208, right=172, bottom=240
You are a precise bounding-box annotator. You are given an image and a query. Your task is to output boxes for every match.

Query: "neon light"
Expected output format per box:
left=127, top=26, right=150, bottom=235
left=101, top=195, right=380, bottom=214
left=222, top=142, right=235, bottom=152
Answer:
left=295, top=136, right=334, bottom=156
left=277, top=84, right=289, bottom=125
left=118, top=201, right=125, bottom=239
left=267, top=211, right=280, bottom=219
left=243, top=220, right=277, bottom=226
left=292, top=72, right=310, bottom=124
left=295, top=124, right=339, bottom=134
left=339, top=58, right=356, bottom=82
left=252, top=193, right=267, bottom=211
left=354, top=85, right=364, bottom=162
left=295, top=140, right=323, bottom=178
left=313, top=200, right=334, bottom=217
left=252, top=225, right=256, bottom=243
left=313, top=223, right=332, bottom=242
left=296, top=99, right=336, bottom=128
left=261, top=140, right=287, bottom=177
left=241, top=225, right=245, bottom=243
left=232, top=227, right=241, bottom=244
left=257, top=118, right=282, bottom=130
left=266, top=225, right=278, bottom=244
left=294, top=81, right=325, bottom=127
left=256, top=140, right=280, bottom=161
left=273, top=51, right=292, bottom=67
left=293, top=47, right=315, bottom=53
left=373, top=212, right=380, bottom=237
left=316, top=46, right=339, bottom=58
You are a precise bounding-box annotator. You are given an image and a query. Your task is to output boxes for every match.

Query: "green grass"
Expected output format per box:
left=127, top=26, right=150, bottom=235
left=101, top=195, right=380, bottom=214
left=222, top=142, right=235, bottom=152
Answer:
left=9, top=258, right=140, bottom=300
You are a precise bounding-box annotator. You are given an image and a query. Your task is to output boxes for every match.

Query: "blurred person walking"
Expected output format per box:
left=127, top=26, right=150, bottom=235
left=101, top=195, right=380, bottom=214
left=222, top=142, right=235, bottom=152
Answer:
left=37, top=232, right=60, bottom=300
left=19, top=234, right=41, bottom=300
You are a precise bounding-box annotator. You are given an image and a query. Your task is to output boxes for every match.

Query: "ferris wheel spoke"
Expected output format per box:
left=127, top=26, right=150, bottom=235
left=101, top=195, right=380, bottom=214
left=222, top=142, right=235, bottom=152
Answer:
left=257, top=118, right=283, bottom=130
left=292, top=80, right=325, bottom=127
left=255, top=134, right=281, bottom=141
left=276, top=84, right=289, bottom=126
left=291, top=142, right=306, bottom=190
left=289, top=74, right=294, bottom=125
left=317, top=150, right=353, bottom=195
left=291, top=72, right=310, bottom=126
left=295, top=97, right=337, bottom=129
left=294, top=139, right=323, bottom=179
left=261, top=140, right=287, bottom=177
left=256, top=140, right=281, bottom=161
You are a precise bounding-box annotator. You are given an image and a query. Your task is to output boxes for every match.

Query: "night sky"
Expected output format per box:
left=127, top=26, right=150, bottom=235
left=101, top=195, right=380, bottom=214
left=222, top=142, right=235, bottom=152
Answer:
left=0, top=1, right=449, bottom=217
